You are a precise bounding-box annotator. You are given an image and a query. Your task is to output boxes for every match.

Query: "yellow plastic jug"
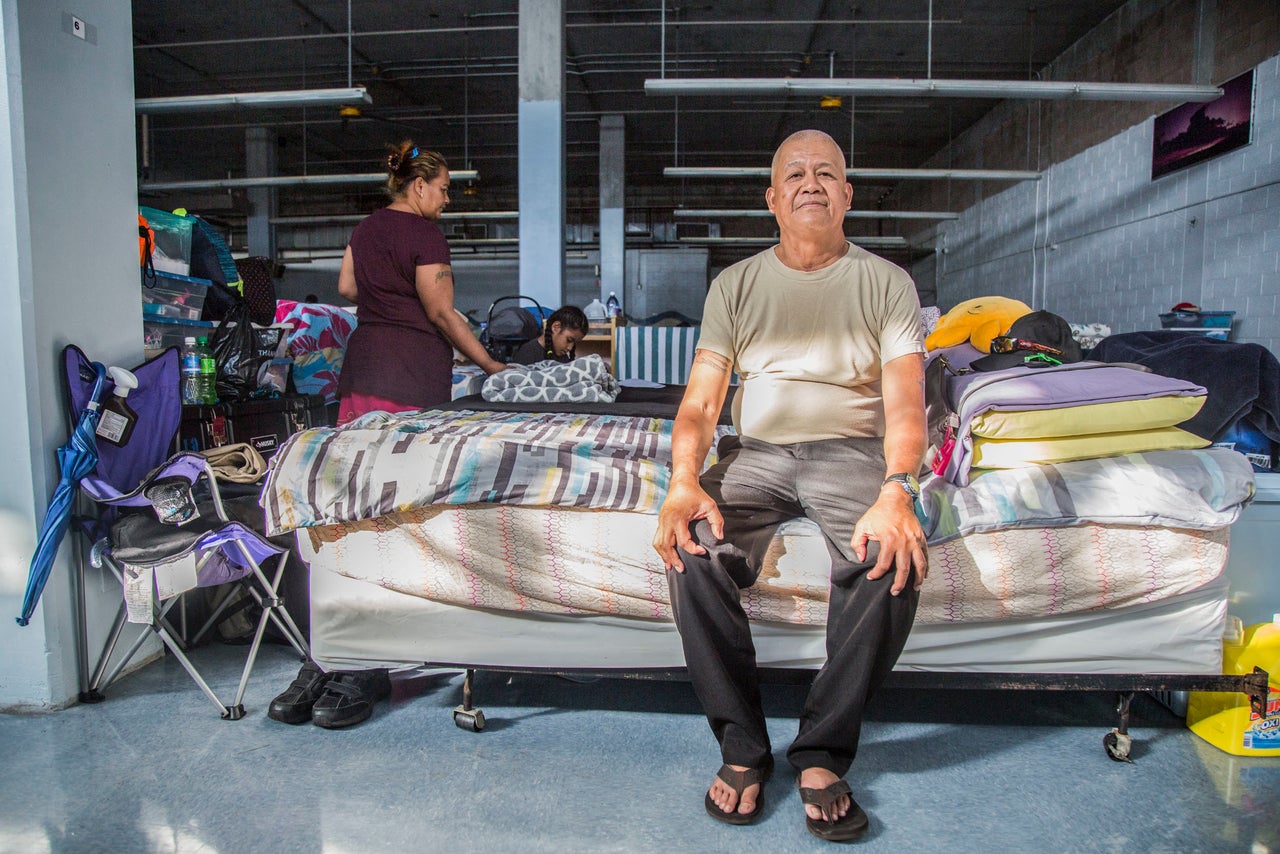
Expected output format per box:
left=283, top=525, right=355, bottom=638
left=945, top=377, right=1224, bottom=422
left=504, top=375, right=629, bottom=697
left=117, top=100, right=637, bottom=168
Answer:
left=1186, top=615, right=1280, bottom=756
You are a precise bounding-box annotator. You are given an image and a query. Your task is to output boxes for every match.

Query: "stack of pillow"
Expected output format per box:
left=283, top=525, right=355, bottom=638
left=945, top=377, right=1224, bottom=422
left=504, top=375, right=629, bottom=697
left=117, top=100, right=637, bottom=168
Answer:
left=925, top=299, right=1209, bottom=486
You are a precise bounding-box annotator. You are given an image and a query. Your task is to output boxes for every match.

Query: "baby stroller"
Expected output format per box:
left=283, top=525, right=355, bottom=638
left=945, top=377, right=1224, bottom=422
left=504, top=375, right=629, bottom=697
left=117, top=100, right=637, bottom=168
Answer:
left=480, top=295, right=547, bottom=362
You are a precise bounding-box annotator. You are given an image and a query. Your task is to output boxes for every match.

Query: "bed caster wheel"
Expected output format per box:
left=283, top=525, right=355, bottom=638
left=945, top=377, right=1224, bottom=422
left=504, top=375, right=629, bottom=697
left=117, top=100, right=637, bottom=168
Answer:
left=1103, top=729, right=1133, bottom=763
left=453, top=706, right=486, bottom=732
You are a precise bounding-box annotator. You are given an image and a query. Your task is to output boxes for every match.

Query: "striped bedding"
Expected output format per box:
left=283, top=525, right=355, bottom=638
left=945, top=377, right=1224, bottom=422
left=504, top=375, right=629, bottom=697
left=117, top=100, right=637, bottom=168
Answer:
left=263, top=400, right=1253, bottom=543
left=262, top=407, right=732, bottom=536
left=267, top=404, right=1253, bottom=627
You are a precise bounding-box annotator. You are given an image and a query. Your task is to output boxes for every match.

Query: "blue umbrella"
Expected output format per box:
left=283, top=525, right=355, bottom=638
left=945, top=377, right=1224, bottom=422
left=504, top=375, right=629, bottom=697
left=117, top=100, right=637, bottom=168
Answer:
left=17, top=361, right=107, bottom=626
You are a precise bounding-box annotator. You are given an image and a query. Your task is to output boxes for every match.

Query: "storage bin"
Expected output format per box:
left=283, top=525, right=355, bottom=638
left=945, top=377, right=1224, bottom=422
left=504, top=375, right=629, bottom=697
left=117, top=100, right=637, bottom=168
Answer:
left=220, top=393, right=333, bottom=460
left=141, top=271, right=211, bottom=322
left=1159, top=309, right=1235, bottom=329
left=1162, top=327, right=1231, bottom=341
left=140, top=206, right=194, bottom=276
left=143, top=317, right=216, bottom=357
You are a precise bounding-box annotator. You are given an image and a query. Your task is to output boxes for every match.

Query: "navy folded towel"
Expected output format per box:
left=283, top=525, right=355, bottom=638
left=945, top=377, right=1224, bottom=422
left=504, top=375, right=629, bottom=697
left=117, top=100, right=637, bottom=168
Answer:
left=1089, top=330, right=1280, bottom=443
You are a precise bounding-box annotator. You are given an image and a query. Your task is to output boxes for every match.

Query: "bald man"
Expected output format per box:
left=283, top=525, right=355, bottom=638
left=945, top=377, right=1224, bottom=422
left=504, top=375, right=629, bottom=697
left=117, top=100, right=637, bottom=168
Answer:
left=653, top=130, right=928, bottom=842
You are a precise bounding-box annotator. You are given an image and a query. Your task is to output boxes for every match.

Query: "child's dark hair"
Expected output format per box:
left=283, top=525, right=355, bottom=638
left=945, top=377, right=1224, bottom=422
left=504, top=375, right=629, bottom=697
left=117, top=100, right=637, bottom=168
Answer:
left=545, top=305, right=588, bottom=338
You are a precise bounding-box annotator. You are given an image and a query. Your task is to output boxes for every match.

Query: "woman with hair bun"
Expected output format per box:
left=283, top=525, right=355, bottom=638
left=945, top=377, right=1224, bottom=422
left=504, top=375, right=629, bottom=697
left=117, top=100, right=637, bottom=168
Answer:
left=268, top=142, right=509, bottom=731
left=332, top=140, right=508, bottom=425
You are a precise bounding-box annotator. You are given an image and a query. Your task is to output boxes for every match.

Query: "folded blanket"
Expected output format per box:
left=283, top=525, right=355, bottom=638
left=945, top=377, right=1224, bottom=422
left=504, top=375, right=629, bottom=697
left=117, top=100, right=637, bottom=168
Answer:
left=482, top=353, right=620, bottom=404
left=1089, top=331, right=1280, bottom=443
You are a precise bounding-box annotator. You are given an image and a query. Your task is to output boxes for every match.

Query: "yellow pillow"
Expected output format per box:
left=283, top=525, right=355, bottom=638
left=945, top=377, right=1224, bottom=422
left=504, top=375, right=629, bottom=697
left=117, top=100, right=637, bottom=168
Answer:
left=969, top=396, right=1205, bottom=440
left=970, top=427, right=1209, bottom=470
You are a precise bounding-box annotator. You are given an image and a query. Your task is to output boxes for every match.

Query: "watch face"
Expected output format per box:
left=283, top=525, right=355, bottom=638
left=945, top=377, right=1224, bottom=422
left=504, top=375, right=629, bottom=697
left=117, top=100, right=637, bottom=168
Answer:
left=886, top=473, right=920, bottom=499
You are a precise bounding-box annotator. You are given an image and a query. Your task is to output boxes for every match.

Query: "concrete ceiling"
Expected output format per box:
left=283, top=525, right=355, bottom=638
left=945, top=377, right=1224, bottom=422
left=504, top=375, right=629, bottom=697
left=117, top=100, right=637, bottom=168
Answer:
left=133, top=1, right=1134, bottom=250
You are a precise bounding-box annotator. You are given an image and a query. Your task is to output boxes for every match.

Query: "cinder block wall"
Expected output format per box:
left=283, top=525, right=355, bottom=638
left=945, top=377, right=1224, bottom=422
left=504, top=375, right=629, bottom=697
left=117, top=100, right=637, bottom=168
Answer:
left=919, top=52, right=1277, bottom=355
left=902, top=0, right=1279, bottom=356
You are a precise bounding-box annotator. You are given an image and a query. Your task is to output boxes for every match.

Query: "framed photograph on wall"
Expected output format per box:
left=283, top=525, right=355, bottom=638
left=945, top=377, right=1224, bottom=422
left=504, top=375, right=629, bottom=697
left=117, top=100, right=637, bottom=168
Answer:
left=1151, top=69, right=1255, bottom=180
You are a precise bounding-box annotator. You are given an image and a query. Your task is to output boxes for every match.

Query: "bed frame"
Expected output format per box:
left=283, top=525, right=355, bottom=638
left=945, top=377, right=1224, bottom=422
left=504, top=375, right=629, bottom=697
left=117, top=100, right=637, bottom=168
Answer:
left=305, top=553, right=1268, bottom=761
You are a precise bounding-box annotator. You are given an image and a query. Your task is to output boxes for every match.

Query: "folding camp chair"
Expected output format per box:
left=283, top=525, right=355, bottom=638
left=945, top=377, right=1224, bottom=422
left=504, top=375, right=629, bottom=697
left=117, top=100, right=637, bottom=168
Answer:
left=65, top=345, right=308, bottom=719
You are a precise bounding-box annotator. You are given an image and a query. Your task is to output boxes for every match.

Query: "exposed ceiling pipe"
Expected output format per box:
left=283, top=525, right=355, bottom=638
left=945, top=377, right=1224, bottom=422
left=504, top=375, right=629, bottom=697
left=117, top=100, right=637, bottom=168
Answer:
left=681, top=236, right=909, bottom=248
left=664, top=167, right=1040, bottom=181
left=674, top=209, right=959, bottom=220
left=139, top=170, right=478, bottom=191
left=645, top=78, right=1222, bottom=102
left=271, top=211, right=518, bottom=225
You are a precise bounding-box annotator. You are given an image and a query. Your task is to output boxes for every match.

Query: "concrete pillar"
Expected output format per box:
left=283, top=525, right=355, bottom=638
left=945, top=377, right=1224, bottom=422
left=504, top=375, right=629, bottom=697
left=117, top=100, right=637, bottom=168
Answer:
left=517, top=0, right=564, bottom=308
left=245, top=127, right=277, bottom=259
left=598, top=115, right=625, bottom=309
left=1, top=0, right=146, bottom=710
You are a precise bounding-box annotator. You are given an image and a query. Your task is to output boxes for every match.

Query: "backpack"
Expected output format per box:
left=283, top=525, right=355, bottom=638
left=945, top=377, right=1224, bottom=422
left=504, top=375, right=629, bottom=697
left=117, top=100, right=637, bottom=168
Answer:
left=234, top=256, right=279, bottom=326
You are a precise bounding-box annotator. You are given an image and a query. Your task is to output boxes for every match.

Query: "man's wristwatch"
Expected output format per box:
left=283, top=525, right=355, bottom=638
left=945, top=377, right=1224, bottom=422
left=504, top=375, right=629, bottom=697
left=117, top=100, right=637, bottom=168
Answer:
left=882, top=472, right=921, bottom=502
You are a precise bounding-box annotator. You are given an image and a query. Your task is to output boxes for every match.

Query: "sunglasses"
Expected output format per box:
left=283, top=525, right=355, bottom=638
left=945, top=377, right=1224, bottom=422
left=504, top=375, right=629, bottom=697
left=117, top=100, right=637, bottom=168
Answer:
left=989, top=336, right=1064, bottom=357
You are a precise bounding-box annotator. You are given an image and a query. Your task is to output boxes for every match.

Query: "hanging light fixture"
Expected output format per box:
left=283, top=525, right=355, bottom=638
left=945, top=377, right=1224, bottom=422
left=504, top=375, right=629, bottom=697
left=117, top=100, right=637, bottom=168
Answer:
left=135, top=86, right=372, bottom=114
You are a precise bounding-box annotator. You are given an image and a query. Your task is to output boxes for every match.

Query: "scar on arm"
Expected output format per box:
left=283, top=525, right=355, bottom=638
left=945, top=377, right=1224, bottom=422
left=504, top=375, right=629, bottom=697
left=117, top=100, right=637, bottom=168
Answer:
left=693, top=351, right=732, bottom=374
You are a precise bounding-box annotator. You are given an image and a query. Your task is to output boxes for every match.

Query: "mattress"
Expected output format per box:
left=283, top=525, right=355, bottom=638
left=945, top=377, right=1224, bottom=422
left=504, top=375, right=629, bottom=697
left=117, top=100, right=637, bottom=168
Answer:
left=299, top=504, right=1231, bottom=674
left=306, top=547, right=1229, bottom=675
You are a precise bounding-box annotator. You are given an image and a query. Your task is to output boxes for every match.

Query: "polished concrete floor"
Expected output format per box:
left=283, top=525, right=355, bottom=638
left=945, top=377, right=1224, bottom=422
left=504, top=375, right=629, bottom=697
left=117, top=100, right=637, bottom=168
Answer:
left=1, top=641, right=1277, bottom=853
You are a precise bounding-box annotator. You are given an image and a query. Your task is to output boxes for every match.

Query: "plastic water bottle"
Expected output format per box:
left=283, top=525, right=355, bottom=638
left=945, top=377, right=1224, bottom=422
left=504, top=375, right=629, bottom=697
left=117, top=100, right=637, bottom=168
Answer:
left=606, top=291, right=621, bottom=318
left=180, top=337, right=202, bottom=405
left=195, top=336, right=218, bottom=404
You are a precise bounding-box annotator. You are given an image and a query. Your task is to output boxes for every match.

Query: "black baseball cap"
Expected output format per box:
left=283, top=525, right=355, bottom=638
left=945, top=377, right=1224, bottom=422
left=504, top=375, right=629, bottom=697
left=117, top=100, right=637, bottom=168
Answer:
left=971, top=310, right=1084, bottom=372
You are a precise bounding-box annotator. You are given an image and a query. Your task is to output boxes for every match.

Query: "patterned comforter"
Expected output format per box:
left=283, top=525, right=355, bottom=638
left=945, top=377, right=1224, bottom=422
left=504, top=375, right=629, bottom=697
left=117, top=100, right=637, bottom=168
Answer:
left=262, top=401, right=1254, bottom=543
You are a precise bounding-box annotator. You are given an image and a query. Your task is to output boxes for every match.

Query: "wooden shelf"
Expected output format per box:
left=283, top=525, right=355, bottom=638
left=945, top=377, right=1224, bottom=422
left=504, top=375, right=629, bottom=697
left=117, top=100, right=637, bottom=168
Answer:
left=577, top=315, right=624, bottom=368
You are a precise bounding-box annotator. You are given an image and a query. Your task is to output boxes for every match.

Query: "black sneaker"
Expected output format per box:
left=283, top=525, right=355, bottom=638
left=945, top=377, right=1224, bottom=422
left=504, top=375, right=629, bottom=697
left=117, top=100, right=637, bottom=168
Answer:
left=311, top=669, right=392, bottom=729
left=268, top=660, right=334, bottom=724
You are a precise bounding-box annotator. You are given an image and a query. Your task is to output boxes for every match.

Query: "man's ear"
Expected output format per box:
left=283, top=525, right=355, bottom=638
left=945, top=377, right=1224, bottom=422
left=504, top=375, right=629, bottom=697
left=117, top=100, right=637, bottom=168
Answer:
left=765, top=186, right=776, bottom=212
left=843, top=182, right=853, bottom=211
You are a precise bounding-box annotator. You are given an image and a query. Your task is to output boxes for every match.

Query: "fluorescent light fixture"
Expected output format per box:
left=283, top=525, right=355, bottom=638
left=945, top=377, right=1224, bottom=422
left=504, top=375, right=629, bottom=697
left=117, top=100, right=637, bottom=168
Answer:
left=664, top=167, right=1040, bottom=181
left=645, top=77, right=1222, bottom=102
left=679, top=236, right=908, bottom=249
left=271, top=211, right=517, bottom=225
left=140, top=171, right=479, bottom=192
left=675, top=209, right=959, bottom=220
left=136, top=87, right=372, bottom=114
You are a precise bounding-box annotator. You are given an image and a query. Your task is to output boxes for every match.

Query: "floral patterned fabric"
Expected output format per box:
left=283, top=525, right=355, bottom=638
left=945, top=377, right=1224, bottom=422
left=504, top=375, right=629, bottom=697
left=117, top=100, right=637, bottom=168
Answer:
left=274, top=300, right=357, bottom=403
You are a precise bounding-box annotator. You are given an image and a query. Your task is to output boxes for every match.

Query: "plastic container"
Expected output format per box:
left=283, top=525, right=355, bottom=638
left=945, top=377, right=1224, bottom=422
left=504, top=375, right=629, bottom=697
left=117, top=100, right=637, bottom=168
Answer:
left=1159, top=309, right=1235, bottom=329
left=607, top=291, right=621, bottom=318
left=584, top=298, right=607, bottom=320
left=143, top=317, right=216, bottom=357
left=139, top=206, right=195, bottom=276
left=141, top=271, right=211, bottom=321
left=1186, top=614, right=1280, bottom=756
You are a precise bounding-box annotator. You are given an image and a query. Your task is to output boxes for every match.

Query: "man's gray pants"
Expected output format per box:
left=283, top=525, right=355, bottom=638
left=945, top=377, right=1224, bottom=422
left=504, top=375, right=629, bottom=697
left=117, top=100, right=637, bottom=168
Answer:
left=667, top=434, right=919, bottom=776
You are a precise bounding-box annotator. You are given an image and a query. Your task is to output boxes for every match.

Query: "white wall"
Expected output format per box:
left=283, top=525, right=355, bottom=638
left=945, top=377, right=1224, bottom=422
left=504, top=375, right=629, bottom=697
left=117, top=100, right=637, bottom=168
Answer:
left=925, top=52, right=1280, bottom=357
left=0, top=1, right=143, bottom=710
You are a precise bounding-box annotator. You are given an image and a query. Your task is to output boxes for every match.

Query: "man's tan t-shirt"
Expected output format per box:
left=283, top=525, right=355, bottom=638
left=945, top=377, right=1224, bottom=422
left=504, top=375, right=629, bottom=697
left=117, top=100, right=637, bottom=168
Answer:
left=697, top=242, right=924, bottom=444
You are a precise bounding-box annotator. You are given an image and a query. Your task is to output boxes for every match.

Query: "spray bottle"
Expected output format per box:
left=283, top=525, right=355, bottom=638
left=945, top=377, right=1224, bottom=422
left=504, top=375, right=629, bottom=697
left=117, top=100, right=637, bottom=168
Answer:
left=95, top=366, right=140, bottom=448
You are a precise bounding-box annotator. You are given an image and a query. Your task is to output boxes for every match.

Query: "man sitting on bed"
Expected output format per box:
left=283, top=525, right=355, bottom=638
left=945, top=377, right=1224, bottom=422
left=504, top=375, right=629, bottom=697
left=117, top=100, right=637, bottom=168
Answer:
left=653, top=129, right=928, bottom=843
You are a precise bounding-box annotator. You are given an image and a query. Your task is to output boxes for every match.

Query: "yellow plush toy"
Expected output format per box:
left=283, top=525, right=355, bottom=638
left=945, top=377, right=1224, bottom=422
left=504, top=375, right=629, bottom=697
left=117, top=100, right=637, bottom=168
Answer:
left=924, top=296, right=1033, bottom=352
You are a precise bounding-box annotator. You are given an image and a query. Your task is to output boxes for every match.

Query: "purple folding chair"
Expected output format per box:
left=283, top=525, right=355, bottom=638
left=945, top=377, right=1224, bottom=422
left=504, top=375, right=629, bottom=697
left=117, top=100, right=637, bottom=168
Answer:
left=65, top=345, right=308, bottom=719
